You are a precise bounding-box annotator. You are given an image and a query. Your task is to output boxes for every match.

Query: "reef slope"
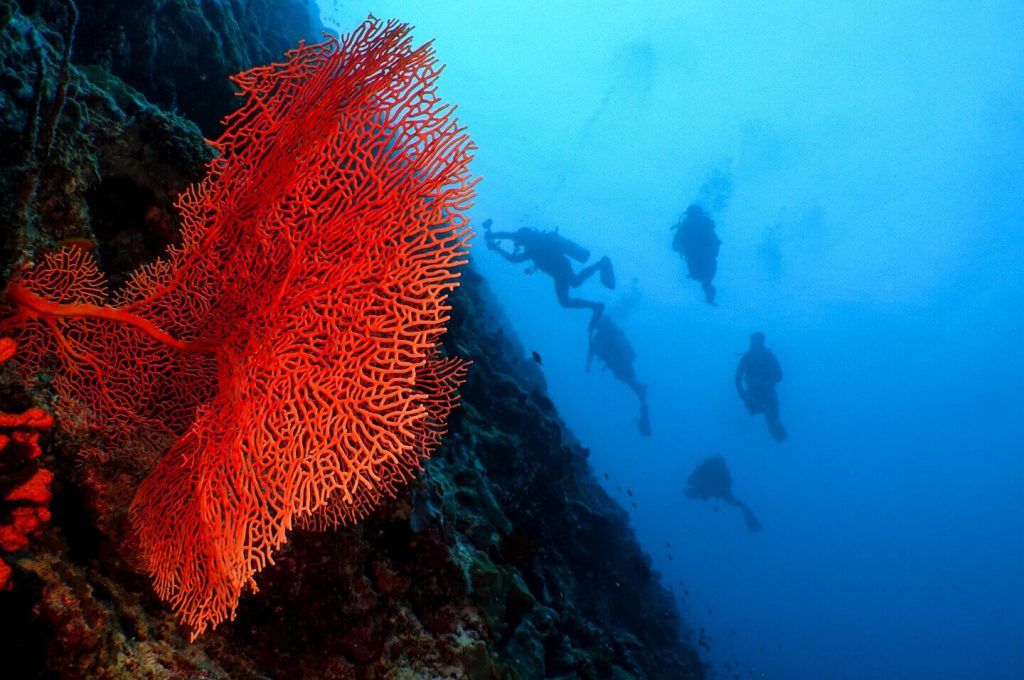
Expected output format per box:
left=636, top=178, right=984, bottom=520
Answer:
left=0, top=2, right=703, bottom=677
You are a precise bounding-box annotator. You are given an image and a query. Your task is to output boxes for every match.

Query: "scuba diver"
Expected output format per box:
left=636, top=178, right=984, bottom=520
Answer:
left=671, top=204, right=721, bottom=305
left=484, top=219, right=615, bottom=317
left=684, top=455, right=762, bottom=533
left=587, top=313, right=651, bottom=436
left=735, top=331, right=787, bottom=443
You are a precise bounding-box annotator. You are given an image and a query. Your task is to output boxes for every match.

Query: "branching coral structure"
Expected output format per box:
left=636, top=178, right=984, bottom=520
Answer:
left=0, top=338, right=55, bottom=591
left=1, top=18, right=476, bottom=637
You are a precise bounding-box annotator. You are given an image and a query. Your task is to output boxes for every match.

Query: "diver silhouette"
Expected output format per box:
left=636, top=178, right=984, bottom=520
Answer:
left=735, top=331, right=787, bottom=442
left=684, top=454, right=762, bottom=533
left=484, top=219, right=615, bottom=317
left=587, top=313, right=651, bottom=436
left=671, top=204, right=721, bottom=305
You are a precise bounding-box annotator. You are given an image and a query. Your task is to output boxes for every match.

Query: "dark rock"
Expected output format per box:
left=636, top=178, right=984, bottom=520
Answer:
left=73, top=0, right=323, bottom=136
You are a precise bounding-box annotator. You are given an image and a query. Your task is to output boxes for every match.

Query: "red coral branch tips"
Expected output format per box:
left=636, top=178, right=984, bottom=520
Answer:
left=1, top=18, right=476, bottom=636
left=0, top=338, right=55, bottom=591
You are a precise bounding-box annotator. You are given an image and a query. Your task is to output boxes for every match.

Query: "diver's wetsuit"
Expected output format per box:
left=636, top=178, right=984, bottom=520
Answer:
left=588, top=314, right=650, bottom=436
left=488, top=228, right=612, bottom=313
left=684, top=455, right=762, bottom=533
left=672, top=206, right=721, bottom=304
left=735, top=343, right=787, bottom=442
left=589, top=320, right=642, bottom=396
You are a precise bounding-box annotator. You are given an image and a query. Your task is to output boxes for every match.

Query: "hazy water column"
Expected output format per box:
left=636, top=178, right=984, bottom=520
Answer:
left=324, top=2, right=1024, bottom=678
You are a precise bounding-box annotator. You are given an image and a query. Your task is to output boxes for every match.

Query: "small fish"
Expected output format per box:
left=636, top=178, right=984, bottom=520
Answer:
left=603, top=472, right=609, bottom=480
left=626, top=488, right=633, bottom=497
left=630, top=501, right=637, bottom=509
left=616, top=486, right=622, bottom=493
left=667, top=554, right=673, bottom=561
left=531, top=350, right=542, bottom=365
left=708, top=607, right=713, bottom=614
left=666, top=541, right=672, bottom=548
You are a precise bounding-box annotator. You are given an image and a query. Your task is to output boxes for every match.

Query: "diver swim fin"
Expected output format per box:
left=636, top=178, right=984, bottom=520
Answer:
left=637, top=401, right=652, bottom=437
left=599, top=256, right=616, bottom=289
left=767, top=417, right=788, bottom=443
left=739, top=503, right=763, bottom=533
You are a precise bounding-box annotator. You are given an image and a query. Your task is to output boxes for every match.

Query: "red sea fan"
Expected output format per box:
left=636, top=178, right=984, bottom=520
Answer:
left=2, top=18, right=475, bottom=637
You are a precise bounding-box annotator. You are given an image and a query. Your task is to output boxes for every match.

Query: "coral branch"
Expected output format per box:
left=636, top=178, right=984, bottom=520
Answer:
left=5, top=281, right=218, bottom=355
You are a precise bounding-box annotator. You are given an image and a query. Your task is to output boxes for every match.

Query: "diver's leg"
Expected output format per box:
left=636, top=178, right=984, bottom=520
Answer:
left=609, top=364, right=644, bottom=399
left=570, top=261, right=602, bottom=287
left=569, top=257, right=615, bottom=290
left=637, top=399, right=652, bottom=437
left=611, top=367, right=649, bottom=435
left=598, top=256, right=615, bottom=288
left=625, top=374, right=647, bottom=402
left=554, top=281, right=604, bottom=313
left=737, top=501, right=763, bottom=533
left=766, top=417, right=788, bottom=442
left=763, top=391, right=787, bottom=442
left=743, top=386, right=762, bottom=414
left=701, top=281, right=717, bottom=305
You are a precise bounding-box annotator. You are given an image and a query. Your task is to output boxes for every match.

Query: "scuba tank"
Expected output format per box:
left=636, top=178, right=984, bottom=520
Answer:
left=547, top=230, right=591, bottom=263
left=514, top=227, right=591, bottom=263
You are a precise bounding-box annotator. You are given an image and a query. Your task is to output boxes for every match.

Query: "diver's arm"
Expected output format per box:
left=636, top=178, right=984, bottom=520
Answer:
left=491, top=247, right=531, bottom=264
left=485, top=234, right=528, bottom=261
left=485, top=230, right=530, bottom=262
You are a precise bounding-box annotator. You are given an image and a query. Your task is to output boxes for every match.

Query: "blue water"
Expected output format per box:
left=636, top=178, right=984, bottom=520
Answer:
left=324, top=3, right=1024, bottom=678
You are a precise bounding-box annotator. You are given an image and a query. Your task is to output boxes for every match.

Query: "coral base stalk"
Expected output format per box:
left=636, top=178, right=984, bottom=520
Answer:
left=4, top=281, right=218, bottom=355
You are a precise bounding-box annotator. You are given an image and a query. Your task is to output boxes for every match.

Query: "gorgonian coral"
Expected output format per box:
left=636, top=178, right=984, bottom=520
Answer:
left=2, top=18, right=475, bottom=637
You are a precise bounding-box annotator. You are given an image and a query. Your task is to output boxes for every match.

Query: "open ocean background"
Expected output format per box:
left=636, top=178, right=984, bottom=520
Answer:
left=324, top=3, right=1024, bottom=677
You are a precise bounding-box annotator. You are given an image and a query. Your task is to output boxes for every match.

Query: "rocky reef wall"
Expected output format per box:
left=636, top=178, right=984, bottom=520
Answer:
left=72, top=0, right=323, bottom=135
left=0, top=2, right=704, bottom=677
